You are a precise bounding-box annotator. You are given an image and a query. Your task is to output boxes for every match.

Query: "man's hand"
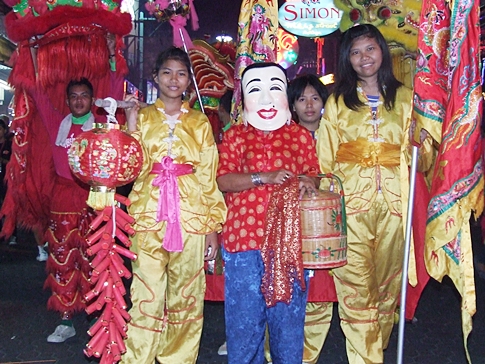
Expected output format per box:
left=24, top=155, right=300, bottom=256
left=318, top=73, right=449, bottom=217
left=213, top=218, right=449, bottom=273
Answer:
left=107, top=33, right=116, bottom=56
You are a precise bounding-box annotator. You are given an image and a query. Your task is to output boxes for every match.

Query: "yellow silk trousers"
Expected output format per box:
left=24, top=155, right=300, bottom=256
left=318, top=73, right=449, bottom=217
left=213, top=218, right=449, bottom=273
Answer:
left=333, top=194, right=403, bottom=364
left=120, top=229, right=206, bottom=364
left=303, top=302, right=333, bottom=364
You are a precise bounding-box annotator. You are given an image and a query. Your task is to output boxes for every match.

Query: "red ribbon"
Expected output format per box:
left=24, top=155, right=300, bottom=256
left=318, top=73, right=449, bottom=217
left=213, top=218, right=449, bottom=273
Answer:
left=151, top=156, right=193, bottom=252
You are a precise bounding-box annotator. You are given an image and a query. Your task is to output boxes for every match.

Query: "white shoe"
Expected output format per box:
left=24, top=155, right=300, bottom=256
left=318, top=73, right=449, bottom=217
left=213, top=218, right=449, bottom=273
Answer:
left=36, top=246, right=48, bottom=262
left=8, top=236, right=17, bottom=245
left=217, top=341, right=227, bottom=356
left=47, top=324, right=76, bottom=343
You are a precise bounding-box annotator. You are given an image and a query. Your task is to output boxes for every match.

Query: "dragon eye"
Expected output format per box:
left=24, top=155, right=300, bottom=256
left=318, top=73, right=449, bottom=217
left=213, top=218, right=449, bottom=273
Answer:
left=378, top=6, right=392, bottom=19
left=349, top=8, right=362, bottom=23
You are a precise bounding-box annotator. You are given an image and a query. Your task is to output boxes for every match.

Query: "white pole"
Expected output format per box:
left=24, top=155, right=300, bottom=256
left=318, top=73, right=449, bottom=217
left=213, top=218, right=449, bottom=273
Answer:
left=397, top=145, right=419, bottom=364
left=178, top=28, right=205, bottom=114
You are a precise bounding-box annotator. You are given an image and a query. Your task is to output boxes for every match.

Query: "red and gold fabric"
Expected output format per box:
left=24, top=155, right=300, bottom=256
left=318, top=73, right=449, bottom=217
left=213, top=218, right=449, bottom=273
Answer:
left=413, top=0, right=483, bottom=357
left=43, top=177, right=93, bottom=314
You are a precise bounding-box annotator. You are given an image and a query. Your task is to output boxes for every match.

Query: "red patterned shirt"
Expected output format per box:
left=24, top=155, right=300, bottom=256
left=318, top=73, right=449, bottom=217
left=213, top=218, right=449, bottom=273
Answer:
left=217, top=122, right=320, bottom=252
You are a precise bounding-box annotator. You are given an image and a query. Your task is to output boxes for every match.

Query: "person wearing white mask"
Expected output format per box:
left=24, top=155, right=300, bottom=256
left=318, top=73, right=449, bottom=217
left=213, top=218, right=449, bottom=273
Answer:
left=217, top=62, right=320, bottom=364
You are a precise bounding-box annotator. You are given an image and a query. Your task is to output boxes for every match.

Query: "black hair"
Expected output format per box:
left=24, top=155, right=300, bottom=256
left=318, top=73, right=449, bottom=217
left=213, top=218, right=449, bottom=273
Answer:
left=219, top=90, right=233, bottom=113
left=66, top=78, right=94, bottom=98
left=0, top=114, right=9, bottom=126
left=152, top=46, right=193, bottom=81
left=334, top=24, right=402, bottom=111
left=240, top=62, right=288, bottom=105
left=287, top=74, right=329, bottom=113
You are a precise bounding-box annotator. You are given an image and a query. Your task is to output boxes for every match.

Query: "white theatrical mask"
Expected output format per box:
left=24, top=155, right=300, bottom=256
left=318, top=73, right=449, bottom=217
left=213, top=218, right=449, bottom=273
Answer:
left=241, top=65, right=292, bottom=131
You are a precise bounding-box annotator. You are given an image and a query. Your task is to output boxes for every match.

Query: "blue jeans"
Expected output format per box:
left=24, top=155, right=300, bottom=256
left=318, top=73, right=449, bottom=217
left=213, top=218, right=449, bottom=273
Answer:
left=223, top=247, right=309, bottom=364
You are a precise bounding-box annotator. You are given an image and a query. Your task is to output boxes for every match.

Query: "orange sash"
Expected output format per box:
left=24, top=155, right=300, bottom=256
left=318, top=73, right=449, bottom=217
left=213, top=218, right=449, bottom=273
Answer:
left=336, top=138, right=400, bottom=167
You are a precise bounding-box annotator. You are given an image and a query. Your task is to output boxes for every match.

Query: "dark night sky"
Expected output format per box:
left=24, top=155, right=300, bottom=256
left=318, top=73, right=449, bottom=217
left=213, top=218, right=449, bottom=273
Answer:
left=136, top=0, right=340, bottom=86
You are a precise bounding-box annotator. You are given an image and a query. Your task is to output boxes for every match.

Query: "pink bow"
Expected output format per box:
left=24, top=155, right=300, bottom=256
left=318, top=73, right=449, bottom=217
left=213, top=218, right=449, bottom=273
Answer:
left=170, top=15, right=194, bottom=49
left=151, top=157, right=193, bottom=252
left=188, top=0, right=199, bottom=31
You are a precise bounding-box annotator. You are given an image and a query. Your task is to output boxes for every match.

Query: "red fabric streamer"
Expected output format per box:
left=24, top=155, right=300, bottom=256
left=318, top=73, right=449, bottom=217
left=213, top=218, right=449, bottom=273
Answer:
left=260, top=177, right=306, bottom=307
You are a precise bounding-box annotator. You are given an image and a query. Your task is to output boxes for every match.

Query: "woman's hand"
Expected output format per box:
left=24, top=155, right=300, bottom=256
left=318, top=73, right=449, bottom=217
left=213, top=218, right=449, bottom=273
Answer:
left=204, top=232, right=219, bottom=261
left=124, top=94, right=141, bottom=132
left=298, top=175, right=319, bottom=199
left=419, top=128, right=430, bottom=144
left=409, top=119, right=430, bottom=145
left=261, top=169, right=294, bottom=185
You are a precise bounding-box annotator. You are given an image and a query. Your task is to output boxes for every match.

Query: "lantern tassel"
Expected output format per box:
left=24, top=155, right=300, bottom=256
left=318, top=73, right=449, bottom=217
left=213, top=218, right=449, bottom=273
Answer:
left=87, top=187, right=116, bottom=210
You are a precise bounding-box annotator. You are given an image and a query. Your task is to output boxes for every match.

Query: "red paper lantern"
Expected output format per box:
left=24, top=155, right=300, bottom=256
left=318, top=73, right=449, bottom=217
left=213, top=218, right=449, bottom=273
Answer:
left=68, top=123, right=143, bottom=210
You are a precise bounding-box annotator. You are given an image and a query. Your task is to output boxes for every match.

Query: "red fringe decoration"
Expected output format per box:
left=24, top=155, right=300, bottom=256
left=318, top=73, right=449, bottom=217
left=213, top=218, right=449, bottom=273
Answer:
left=46, top=286, right=86, bottom=314
left=7, top=45, right=36, bottom=92
left=0, top=89, right=55, bottom=238
left=5, top=7, right=132, bottom=43
left=43, top=203, right=93, bottom=314
left=37, top=31, right=110, bottom=90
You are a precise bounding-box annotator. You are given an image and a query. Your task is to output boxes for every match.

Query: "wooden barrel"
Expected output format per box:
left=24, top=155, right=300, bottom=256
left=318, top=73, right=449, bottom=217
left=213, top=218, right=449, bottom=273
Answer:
left=300, top=190, right=347, bottom=269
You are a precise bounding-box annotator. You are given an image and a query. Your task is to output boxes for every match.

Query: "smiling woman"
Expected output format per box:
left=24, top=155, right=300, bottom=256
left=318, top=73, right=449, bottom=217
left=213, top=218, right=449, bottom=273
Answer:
left=316, top=23, right=435, bottom=364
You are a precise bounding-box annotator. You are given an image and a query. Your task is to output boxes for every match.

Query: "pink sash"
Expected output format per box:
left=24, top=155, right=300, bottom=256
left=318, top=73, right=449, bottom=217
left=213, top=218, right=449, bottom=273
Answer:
left=151, top=156, right=193, bottom=252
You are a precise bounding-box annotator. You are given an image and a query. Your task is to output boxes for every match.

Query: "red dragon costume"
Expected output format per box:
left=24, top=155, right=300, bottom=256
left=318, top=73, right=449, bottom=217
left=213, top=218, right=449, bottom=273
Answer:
left=2, top=0, right=131, bottom=317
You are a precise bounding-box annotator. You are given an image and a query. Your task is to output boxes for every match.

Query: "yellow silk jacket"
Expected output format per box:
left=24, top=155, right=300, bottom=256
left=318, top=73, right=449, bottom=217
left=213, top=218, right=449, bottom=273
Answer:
left=316, top=86, right=434, bottom=216
left=128, top=99, right=227, bottom=234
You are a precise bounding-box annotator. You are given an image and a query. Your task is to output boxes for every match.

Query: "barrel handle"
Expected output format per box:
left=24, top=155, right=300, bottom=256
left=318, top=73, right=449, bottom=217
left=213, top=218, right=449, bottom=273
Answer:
left=317, top=173, right=347, bottom=239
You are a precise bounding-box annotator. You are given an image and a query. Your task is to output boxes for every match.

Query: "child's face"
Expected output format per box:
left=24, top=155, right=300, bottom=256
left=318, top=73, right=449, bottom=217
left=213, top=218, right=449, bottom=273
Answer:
left=154, top=59, right=191, bottom=102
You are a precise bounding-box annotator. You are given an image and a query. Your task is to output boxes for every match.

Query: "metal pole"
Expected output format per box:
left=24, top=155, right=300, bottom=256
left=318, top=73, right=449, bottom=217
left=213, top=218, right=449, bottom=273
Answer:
left=178, top=28, right=205, bottom=114
left=138, top=12, right=145, bottom=92
left=397, top=145, right=419, bottom=364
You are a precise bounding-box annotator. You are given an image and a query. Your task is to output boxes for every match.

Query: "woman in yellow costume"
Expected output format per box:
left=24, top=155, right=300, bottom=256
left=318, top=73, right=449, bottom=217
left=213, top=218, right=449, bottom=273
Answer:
left=122, top=46, right=227, bottom=364
left=316, top=24, right=433, bottom=364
